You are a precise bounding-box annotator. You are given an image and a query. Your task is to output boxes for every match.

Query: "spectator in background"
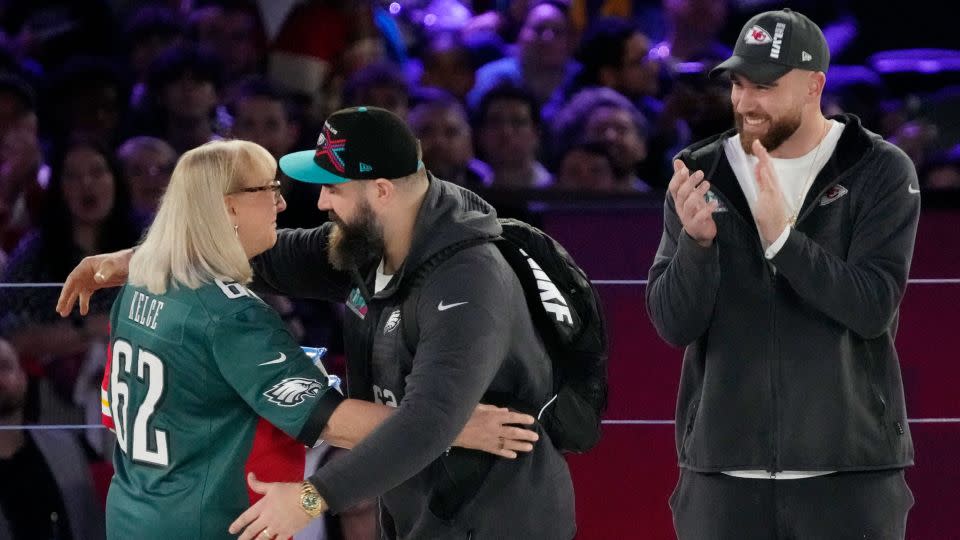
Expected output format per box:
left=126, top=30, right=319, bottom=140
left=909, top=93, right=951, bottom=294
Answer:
left=226, top=77, right=301, bottom=160
left=0, top=75, right=45, bottom=255
left=417, top=31, right=477, bottom=103
left=652, top=72, right=734, bottom=187
left=224, top=76, right=325, bottom=231
left=136, top=44, right=224, bottom=154
left=268, top=1, right=370, bottom=110
left=116, top=136, right=177, bottom=227
left=408, top=88, right=491, bottom=191
left=0, top=338, right=106, bottom=540
left=0, top=0, right=119, bottom=72
left=922, top=144, right=960, bottom=191
left=888, top=120, right=940, bottom=174
left=123, top=4, right=184, bottom=109
left=186, top=0, right=267, bottom=86
left=546, top=17, right=660, bottom=122
left=463, top=0, right=536, bottom=45
left=0, top=137, right=139, bottom=427
left=553, top=87, right=652, bottom=192
left=467, top=1, right=578, bottom=110
left=43, top=57, right=129, bottom=147
left=821, top=66, right=888, bottom=135
left=653, top=0, right=731, bottom=78
left=342, top=61, right=411, bottom=120
left=474, top=84, right=552, bottom=190
left=555, top=140, right=618, bottom=192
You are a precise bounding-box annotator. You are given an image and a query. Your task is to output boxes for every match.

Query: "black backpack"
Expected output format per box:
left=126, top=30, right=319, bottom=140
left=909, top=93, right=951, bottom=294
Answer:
left=400, top=218, right=609, bottom=453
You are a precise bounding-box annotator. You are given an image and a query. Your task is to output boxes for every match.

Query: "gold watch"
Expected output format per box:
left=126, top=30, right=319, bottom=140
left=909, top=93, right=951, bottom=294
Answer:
left=299, top=481, right=327, bottom=518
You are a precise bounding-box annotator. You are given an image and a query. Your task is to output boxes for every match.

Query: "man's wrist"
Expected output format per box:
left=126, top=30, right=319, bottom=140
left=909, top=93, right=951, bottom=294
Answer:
left=764, top=225, right=792, bottom=259
left=681, top=228, right=713, bottom=248
left=299, top=480, right=328, bottom=518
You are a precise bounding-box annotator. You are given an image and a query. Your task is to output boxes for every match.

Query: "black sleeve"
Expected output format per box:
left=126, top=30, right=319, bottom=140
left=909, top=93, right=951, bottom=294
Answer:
left=308, top=246, right=512, bottom=513
left=646, top=187, right=722, bottom=347
left=771, top=145, right=921, bottom=338
left=249, top=224, right=353, bottom=302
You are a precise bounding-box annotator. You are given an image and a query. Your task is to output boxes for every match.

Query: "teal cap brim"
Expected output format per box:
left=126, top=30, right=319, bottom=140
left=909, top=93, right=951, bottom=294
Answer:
left=278, top=150, right=351, bottom=184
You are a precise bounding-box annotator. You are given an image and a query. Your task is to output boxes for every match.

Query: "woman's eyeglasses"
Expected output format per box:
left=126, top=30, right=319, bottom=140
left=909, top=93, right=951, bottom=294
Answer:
left=231, top=181, right=283, bottom=203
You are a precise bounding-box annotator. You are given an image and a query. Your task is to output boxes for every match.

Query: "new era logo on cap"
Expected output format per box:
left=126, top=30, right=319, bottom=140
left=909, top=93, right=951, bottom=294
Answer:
left=359, top=162, right=373, bottom=173
left=802, top=51, right=813, bottom=62
left=744, top=25, right=772, bottom=45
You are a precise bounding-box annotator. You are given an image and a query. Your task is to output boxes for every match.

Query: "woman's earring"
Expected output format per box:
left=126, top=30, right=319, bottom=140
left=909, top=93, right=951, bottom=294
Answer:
left=234, top=224, right=239, bottom=236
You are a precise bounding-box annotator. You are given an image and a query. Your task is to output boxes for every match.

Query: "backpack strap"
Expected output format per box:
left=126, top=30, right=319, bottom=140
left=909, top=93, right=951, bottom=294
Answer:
left=399, top=237, right=493, bottom=356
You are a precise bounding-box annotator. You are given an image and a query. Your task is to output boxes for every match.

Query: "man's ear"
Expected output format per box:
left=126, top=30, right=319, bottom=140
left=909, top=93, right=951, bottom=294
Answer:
left=810, top=71, right=827, bottom=101
left=370, top=178, right=395, bottom=207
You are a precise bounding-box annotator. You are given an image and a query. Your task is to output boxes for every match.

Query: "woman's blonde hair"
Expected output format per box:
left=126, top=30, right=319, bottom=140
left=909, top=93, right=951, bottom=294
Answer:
left=128, top=139, right=275, bottom=294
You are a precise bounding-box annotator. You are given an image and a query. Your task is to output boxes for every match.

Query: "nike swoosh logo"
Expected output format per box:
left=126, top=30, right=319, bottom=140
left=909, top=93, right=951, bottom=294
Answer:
left=437, top=301, right=468, bottom=311
left=258, top=352, right=287, bottom=366
left=908, top=185, right=920, bottom=194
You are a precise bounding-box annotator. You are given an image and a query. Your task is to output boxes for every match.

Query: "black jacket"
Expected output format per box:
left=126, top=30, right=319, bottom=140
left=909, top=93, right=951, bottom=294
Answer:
left=253, top=175, right=575, bottom=539
left=646, top=114, right=921, bottom=473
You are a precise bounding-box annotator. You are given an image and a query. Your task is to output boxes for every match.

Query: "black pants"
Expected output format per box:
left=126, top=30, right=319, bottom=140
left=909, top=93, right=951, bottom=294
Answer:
left=670, top=469, right=914, bottom=540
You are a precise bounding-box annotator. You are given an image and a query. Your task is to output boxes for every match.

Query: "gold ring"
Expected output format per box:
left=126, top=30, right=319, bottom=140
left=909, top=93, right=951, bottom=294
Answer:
left=259, top=529, right=272, bottom=539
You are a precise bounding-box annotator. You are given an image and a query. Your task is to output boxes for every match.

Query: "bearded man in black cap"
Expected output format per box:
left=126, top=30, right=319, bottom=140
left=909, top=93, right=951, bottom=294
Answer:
left=646, top=8, right=920, bottom=539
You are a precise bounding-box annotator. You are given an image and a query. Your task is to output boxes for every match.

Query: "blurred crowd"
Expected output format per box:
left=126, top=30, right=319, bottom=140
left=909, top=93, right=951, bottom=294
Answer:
left=0, top=1, right=956, bottom=538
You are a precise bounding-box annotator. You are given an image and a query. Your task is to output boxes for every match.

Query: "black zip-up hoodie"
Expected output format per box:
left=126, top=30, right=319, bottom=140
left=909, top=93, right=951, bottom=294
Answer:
left=252, top=175, right=575, bottom=539
left=646, top=114, right=920, bottom=473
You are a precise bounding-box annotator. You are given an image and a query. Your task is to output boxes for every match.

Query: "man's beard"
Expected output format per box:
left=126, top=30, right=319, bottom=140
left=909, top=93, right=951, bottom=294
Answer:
left=327, top=200, right=385, bottom=271
left=736, top=107, right=802, bottom=155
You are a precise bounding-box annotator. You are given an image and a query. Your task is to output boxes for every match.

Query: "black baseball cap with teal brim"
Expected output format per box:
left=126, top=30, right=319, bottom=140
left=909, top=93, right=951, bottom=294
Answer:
left=710, top=8, right=830, bottom=85
left=279, top=106, right=423, bottom=185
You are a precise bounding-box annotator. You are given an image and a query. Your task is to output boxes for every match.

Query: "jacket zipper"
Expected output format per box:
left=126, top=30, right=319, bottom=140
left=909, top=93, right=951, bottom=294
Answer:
left=705, top=175, right=787, bottom=474
left=768, top=265, right=780, bottom=474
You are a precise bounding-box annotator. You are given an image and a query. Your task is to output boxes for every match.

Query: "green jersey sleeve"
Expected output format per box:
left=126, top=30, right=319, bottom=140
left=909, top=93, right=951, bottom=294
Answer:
left=209, top=301, right=343, bottom=445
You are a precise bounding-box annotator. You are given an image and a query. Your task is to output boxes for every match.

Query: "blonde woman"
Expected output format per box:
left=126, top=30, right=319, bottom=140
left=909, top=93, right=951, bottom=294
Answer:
left=96, top=140, right=534, bottom=540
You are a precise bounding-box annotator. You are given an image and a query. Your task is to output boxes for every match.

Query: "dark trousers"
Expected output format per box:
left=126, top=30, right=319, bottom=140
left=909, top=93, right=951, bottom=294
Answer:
left=670, top=469, right=914, bottom=540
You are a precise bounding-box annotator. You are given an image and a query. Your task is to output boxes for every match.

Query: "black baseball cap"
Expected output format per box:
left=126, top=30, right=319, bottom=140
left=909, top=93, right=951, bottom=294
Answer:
left=279, top=106, right=422, bottom=185
left=710, top=9, right=830, bottom=85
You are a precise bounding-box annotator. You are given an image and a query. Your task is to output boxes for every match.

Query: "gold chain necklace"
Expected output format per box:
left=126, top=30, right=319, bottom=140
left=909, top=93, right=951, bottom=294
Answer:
left=787, top=119, right=831, bottom=226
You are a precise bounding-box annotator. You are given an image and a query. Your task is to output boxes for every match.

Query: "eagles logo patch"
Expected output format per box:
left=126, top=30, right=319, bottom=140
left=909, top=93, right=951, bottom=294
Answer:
left=383, top=309, right=401, bottom=334
left=264, top=378, right=325, bottom=407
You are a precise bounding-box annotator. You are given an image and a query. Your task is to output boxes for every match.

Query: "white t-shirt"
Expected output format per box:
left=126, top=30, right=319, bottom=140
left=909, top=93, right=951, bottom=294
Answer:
left=374, top=259, right=394, bottom=294
left=724, top=120, right=844, bottom=259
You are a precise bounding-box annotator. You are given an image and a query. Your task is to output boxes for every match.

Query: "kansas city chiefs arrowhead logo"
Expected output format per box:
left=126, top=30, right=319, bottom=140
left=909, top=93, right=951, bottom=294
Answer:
left=744, top=25, right=772, bottom=45
left=820, top=184, right=849, bottom=206
left=264, top=378, right=325, bottom=407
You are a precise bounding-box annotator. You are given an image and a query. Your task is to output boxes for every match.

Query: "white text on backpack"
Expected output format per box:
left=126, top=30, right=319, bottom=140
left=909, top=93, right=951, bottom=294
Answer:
left=521, top=249, right=573, bottom=326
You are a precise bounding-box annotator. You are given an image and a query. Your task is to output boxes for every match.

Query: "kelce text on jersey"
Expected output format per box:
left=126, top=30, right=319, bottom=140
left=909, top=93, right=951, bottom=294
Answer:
left=128, top=290, right=165, bottom=330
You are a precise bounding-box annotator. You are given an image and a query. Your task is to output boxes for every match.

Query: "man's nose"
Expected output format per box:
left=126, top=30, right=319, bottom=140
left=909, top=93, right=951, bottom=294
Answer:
left=317, top=188, right=331, bottom=210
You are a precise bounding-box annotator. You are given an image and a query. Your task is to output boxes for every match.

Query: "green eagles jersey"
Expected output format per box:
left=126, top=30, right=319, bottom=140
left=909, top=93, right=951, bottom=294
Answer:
left=103, top=279, right=342, bottom=540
